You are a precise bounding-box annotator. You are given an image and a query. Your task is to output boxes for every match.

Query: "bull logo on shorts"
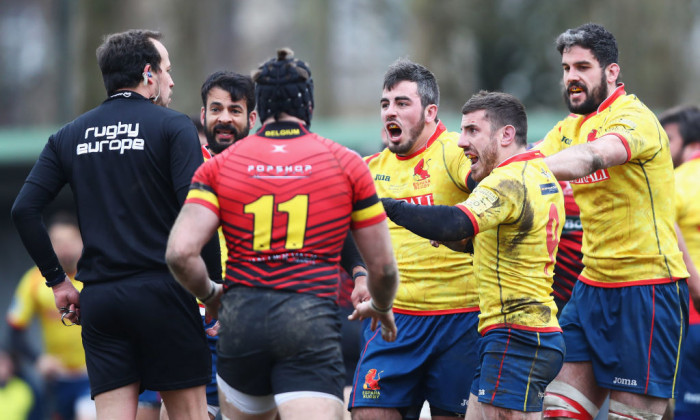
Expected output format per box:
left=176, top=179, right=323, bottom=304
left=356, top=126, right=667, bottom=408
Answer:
left=363, top=369, right=382, bottom=390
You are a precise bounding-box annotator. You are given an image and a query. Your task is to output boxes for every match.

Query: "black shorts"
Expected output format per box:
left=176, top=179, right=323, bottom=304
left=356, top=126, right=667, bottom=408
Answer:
left=217, top=286, right=344, bottom=399
left=80, top=272, right=211, bottom=397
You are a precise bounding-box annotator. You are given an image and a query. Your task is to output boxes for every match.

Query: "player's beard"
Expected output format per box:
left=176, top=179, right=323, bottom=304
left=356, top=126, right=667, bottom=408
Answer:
left=205, top=122, right=249, bottom=154
left=387, top=113, right=426, bottom=156
left=473, top=135, right=499, bottom=182
left=563, top=70, right=608, bottom=115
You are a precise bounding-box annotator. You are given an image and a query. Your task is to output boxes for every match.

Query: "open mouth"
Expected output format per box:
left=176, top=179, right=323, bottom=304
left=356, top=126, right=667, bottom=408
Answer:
left=215, top=128, right=234, bottom=142
left=466, top=152, right=478, bottom=165
left=568, top=85, right=585, bottom=98
left=386, top=122, right=402, bottom=140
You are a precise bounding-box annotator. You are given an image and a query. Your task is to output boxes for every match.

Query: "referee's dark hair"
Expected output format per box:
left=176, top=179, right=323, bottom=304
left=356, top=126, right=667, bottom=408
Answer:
left=97, top=29, right=163, bottom=95
left=461, top=91, right=528, bottom=147
left=200, top=71, right=255, bottom=116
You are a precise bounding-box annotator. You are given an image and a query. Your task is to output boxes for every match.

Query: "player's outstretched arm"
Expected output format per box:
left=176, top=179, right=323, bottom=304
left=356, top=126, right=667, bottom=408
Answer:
left=543, top=133, right=628, bottom=181
left=349, top=220, right=399, bottom=342
left=380, top=198, right=475, bottom=242
left=166, top=203, right=223, bottom=318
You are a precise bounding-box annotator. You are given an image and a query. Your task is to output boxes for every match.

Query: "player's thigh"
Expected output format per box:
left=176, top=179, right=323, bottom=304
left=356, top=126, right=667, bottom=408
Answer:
left=423, top=312, right=480, bottom=416
left=578, top=281, right=687, bottom=398
left=667, top=322, right=700, bottom=417
left=349, top=313, right=443, bottom=410
left=472, top=329, right=564, bottom=413
left=217, top=287, right=344, bottom=400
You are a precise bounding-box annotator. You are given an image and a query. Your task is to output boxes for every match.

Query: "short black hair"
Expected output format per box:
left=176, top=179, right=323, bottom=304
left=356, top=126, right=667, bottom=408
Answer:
left=96, top=29, right=163, bottom=95
left=461, top=91, right=528, bottom=147
left=383, top=59, right=439, bottom=119
left=556, top=23, right=618, bottom=69
left=659, top=105, right=700, bottom=147
left=200, top=71, right=255, bottom=116
left=252, top=48, right=314, bottom=126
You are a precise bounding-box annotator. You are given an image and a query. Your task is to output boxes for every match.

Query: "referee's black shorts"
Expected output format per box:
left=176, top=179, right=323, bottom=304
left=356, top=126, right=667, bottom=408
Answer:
left=80, top=271, right=211, bottom=398
left=217, top=286, right=344, bottom=400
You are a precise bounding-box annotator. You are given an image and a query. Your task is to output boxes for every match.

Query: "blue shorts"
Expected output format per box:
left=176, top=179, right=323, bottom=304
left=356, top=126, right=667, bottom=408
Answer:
left=48, top=375, right=91, bottom=420
left=674, top=323, right=700, bottom=417
left=349, top=311, right=480, bottom=415
left=202, top=312, right=219, bottom=408
left=470, top=328, right=564, bottom=412
left=560, top=280, right=688, bottom=398
left=138, top=389, right=161, bottom=407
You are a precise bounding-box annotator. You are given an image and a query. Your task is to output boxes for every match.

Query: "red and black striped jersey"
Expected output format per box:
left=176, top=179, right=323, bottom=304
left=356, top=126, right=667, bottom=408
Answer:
left=187, top=121, right=385, bottom=300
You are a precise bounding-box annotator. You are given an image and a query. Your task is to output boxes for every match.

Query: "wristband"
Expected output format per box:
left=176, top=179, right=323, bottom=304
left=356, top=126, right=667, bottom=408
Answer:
left=369, top=298, right=392, bottom=313
left=43, top=267, right=67, bottom=288
left=352, top=271, right=368, bottom=281
left=199, top=281, right=218, bottom=305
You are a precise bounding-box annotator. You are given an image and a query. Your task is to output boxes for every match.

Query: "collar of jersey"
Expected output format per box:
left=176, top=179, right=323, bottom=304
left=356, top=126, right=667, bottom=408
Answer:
left=496, top=149, right=545, bottom=168
left=395, top=120, right=446, bottom=161
left=256, top=121, right=310, bottom=139
left=107, top=91, right=149, bottom=101
left=579, top=83, right=626, bottom=126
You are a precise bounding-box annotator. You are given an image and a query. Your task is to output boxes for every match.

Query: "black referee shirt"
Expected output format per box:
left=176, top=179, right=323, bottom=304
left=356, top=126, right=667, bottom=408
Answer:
left=16, top=92, right=209, bottom=283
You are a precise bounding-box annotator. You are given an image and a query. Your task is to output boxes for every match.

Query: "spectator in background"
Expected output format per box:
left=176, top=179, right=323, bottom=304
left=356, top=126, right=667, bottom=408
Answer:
left=6, top=212, right=95, bottom=420
left=0, top=350, right=34, bottom=420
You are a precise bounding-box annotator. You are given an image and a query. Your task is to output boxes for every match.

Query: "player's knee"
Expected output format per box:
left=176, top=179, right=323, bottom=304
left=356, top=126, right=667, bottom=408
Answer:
left=542, top=380, right=599, bottom=419
left=608, top=399, right=662, bottom=420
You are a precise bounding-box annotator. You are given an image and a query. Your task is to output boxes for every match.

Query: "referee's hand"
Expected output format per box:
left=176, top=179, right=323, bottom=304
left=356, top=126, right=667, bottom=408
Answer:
left=348, top=300, right=397, bottom=342
left=51, top=276, right=81, bottom=325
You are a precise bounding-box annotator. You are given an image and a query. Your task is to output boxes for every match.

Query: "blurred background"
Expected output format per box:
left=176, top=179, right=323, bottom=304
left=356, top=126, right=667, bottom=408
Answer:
left=1, top=0, right=700, bottom=415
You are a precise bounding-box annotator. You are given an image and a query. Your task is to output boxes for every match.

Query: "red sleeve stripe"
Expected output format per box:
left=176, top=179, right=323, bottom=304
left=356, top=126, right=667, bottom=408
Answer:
left=608, top=133, right=631, bottom=162
left=456, top=204, right=480, bottom=235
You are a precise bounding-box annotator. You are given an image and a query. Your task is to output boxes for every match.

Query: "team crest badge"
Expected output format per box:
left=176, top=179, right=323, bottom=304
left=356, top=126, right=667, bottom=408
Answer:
left=361, top=368, right=382, bottom=399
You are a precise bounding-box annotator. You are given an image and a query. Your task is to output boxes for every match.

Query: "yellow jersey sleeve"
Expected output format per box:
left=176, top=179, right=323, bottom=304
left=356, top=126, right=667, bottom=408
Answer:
left=367, top=124, right=478, bottom=313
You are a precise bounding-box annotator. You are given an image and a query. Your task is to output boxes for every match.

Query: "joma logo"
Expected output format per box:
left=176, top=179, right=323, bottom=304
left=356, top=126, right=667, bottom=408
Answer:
left=612, top=377, right=637, bottom=386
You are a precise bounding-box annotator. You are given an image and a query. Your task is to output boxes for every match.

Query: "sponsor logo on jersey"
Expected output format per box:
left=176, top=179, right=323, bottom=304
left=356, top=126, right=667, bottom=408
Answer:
left=612, top=377, right=638, bottom=387
left=539, top=182, right=559, bottom=195
left=571, top=169, right=610, bottom=184
left=374, top=174, right=391, bottom=182
left=397, top=193, right=434, bottom=206
left=361, top=368, right=382, bottom=399
left=77, top=122, right=144, bottom=155
left=247, top=164, right=312, bottom=179
left=563, top=216, right=582, bottom=232
left=561, top=135, right=573, bottom=145
left=271, top=144, right=287, bottom=153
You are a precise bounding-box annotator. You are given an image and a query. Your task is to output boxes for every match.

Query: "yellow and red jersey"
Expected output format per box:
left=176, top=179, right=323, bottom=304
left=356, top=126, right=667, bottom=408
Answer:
left=187, top=121, right=385, bottom=300
left=457, top=150, right=563, bottom=334
left=675, top=152, right=700, bottom=324
left=538, top=85, right=687, bottom=286
left=6, top=267, right=87, bottom=372
left=365, top=121, right=478, bottom=314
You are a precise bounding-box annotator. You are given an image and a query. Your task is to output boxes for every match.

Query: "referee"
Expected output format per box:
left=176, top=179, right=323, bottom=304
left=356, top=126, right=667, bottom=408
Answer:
left=11, top=30, right=219, bottom=420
